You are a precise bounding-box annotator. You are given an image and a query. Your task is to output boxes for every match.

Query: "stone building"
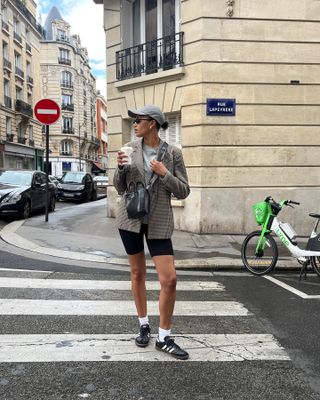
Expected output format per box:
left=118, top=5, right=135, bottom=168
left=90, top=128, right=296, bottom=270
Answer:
left=93, top=0, right=320, bottom=235
left=40, top=6, right=98, bottom=176
left=94, top=92, right=108, bottom=174
left=0, top=0, right=44, bottom=171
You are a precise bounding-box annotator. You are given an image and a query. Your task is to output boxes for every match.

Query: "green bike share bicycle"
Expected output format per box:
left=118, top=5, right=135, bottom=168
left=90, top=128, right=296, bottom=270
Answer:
left=241, top=196, right=320, bottom=278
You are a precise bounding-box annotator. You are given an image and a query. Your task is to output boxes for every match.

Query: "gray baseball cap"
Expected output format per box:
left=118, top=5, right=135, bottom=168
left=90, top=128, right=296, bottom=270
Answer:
left=128, top=105, right=168, bottom=129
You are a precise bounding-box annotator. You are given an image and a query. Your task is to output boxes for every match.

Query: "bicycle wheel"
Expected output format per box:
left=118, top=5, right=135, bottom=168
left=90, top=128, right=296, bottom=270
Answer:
left=310, top=256, right=320, bottom=277
left=241, top=231, right=278, bottom=276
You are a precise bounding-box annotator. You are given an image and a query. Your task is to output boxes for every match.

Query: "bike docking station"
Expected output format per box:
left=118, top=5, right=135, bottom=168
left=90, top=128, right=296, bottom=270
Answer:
left=241, top=196, right=320, bottom=281
left=34, top=99, right=61, bottom=222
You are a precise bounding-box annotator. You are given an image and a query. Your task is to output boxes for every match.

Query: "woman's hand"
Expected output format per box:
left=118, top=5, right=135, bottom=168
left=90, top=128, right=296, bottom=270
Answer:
left=117, top=151, right=128, bottom=168
left=150, top=159, right=168, bottom=177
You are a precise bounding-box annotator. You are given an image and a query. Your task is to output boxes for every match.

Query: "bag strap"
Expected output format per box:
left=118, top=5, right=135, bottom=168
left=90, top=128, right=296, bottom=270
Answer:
left=147, top=142, right=169, bottom=190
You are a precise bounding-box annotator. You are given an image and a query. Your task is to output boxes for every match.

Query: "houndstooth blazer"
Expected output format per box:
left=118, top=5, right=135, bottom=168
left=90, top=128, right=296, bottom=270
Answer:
left=113, top=138, right=190, bottom=239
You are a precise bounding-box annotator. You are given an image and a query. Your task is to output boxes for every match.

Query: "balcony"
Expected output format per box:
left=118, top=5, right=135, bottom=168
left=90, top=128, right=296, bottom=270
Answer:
left=60, top=151, right=72, bottom=156
left=91, top=136, right=99, bottom=146
left=6, top=134, right=14, bottom=142
left=15, top=66, right=24, bottom=79
left=27, top=76, right=34, bottom=85
left=26, top=42, right=32, bottom=53
left=61, top=80, right=73, bottom=89
left=17, top=136, right=27, bottom=145
left=62, top=128, right=75, bottom=134
left=116, top=32, right=184, bottom=81
left=29, top=139, right=35, bottom=147
left=4, top=95, right=12, bottom=109
left=2, top=20, right=9, bottom=33
left=58, top=57, right=71, bottom=66
left=15, top=99, right=33, bottom=118
left=3, top=58, right=12, bottom=71
left=56, top=35, right=69, bottom=43
left=14, top=31, right=23, bottom=45
left=61, top=103, right=74, bottom=112
left=12, top=0, right=45, bottom=36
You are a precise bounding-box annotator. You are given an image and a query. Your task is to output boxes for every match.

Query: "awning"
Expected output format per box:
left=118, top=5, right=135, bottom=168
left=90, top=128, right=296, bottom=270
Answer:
left=91, top=161, right=106, bottom=173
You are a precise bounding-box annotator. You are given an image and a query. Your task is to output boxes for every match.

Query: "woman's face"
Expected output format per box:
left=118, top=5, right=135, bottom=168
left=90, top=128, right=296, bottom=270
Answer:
left=133, top=115, right=155, bottom=138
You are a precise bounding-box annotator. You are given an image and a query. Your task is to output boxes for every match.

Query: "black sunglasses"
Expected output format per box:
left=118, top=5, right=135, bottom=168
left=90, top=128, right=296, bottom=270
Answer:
left=133, top=117, right=152, bottom=124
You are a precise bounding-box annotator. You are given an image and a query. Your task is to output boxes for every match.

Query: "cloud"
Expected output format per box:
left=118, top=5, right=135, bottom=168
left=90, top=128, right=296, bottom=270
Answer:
left=35, top=0, right=106, bottom=98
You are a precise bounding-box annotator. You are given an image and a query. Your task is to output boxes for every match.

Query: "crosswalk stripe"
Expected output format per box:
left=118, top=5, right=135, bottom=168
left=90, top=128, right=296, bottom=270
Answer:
left=0, top=278, right=225, bottom=291
left=0, top=334, right=289, bottom=362
left=0, top=299, right=249, bottom=316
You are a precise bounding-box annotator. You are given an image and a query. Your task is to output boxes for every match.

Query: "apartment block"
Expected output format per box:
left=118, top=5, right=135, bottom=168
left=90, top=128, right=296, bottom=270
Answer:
left=94, top=91, right=108, bottom=174
left=0, top=0, right=44, bottom=170
left=40, top=6, right=98, bottom=176
left=94, top=0, right=320, bottom=235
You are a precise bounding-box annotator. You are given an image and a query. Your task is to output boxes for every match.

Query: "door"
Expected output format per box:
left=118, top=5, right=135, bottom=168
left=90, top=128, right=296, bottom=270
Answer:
left=31, top=172, right=46, bottom=210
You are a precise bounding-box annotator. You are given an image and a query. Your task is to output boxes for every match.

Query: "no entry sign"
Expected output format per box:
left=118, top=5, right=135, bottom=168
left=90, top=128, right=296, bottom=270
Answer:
left=34, top=99, right=60, bottom=125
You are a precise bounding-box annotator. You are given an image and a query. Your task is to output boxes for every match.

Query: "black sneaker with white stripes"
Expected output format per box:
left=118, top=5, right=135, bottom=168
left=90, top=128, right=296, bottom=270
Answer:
left=155, top=336, right=189, bottom=360
left=135, top=324, right=151, bottom=347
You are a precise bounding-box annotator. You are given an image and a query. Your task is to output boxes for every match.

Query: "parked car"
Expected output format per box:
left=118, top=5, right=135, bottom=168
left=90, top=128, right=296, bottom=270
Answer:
left=56, top=172, right=97, bottom=202
left=0, top=170, right=56, bottom=219
left=93, top=175, right=108, bottom=187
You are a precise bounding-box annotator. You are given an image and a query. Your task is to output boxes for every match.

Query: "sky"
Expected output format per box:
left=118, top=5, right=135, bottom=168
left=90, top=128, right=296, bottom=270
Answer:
left=36, top=0, right=106, bottom=98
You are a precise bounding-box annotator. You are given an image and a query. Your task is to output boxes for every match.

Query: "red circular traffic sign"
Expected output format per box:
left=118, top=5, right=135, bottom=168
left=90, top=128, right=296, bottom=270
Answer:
left=34, top=99, right=60, bottom=125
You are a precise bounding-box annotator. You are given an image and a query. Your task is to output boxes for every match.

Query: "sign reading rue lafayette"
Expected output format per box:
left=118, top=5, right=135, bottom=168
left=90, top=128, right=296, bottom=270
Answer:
left=206, top=98, right=236, bottom=116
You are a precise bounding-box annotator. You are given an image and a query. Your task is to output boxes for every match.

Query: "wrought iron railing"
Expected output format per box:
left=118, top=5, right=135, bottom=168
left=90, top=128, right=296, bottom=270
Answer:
left=26, top=43, right=32, bottom=53
left=27, top=76, right=34, bottom=85
left=29, top=139, right=35, bottom=147
left=6, top=134, right=14, bottom=142
left=15, top=66, right=24, bottom=79
left=58, top=57, right=71, bottom=65
left=4, top=96, right=12, bottom=109
left=62, top=103, right=74, bottom=111
left=3, top=58, right=12, bottom=70
left=62, top=128, right=74, bottom=134
left=17, top=136, right=26, bottom=144
left=116, top=32, right=184, bottom=81
left=15, top=99, right=33, bottom=118
left=14, top=31, right=22, bottom=44
left=2, top=20, right=9, bottom=32
left=61, top=80, right=73, bottom=88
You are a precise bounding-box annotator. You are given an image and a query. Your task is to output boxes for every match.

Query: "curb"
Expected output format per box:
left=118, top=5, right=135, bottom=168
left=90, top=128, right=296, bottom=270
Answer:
left=0, top=220, right=299, bottom=270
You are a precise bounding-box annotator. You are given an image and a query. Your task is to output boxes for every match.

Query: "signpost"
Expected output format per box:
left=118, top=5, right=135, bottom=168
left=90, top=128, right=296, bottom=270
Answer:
left=34, top=99, right=60, bottom=222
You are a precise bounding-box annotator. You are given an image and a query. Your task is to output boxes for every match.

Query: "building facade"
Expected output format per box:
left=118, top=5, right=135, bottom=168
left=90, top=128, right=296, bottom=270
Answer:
left=40, top=7, right=98, bottom=177
left=94, top=0, right=320, bottom=235
left=94, top=92, right=108, bottom=174
left=0, top=0, right=44, bottom=171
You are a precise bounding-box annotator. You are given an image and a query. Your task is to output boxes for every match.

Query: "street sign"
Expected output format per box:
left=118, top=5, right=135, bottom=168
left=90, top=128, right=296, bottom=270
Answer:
left=206, top=98, right=236, bottom=116
left=34, top=99, right=60, bottom=125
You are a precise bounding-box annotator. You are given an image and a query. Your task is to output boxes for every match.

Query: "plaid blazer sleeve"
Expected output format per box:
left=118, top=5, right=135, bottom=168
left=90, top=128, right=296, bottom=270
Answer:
left=113, top=167, right=128, bottom=195
left=161, top=147, right=190, bottom=199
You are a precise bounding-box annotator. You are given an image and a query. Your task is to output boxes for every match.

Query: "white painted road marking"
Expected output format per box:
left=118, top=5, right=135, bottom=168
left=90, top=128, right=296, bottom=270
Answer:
left=0, top=334, right=289, bottom=363
left=264, top=276, right=320, bottom=299
left=0, top=300, right=249, bottom=316
left=0, top=278, right=225, bottom=291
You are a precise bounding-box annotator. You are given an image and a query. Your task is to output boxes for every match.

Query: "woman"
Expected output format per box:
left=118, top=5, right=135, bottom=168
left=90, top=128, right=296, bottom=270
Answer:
left=113, top=105, right=190, bottom=360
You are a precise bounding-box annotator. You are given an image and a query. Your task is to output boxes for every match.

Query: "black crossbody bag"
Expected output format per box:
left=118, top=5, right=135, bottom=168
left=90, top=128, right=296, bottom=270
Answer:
left=125, top=142, right=168, bottom=219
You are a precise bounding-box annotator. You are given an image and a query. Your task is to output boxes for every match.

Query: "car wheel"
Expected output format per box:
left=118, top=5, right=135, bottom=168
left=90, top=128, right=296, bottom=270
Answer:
left=91, top=190, right=97, bottom=201
left=19, top=200, right=31, bottom=220
left=49, top=195, right=56, bottom=212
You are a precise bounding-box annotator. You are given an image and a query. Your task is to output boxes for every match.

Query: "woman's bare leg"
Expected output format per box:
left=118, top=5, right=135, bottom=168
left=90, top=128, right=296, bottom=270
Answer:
left=128, top=251, right=147, bottom=317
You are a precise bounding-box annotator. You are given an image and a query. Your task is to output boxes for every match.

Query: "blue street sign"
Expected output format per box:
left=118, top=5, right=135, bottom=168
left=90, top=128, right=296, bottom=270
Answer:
left=206, top=98, right=236, bottom=116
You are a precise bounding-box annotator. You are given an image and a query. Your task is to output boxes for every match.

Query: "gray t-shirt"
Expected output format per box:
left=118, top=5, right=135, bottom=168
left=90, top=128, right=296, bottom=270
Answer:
left=142, top=143, right=158, bottom=223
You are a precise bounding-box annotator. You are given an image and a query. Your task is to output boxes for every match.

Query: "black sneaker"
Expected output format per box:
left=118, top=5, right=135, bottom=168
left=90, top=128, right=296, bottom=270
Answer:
left=155, top=336, right=189, bottom=360
left=135, top=324, right=151, bottom=347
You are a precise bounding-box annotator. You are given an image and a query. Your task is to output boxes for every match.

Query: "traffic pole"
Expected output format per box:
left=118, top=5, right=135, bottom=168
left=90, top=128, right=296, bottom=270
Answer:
left=45, top=124, right=49, bottom=222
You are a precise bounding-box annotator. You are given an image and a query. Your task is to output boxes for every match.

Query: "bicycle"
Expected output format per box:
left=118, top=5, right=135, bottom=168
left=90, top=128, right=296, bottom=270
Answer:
left=241, top=196, right=320, bottom=278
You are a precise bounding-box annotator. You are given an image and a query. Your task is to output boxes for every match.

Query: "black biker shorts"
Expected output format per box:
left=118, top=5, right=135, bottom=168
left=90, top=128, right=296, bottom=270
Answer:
left=119, top=224, right=174, bottom=257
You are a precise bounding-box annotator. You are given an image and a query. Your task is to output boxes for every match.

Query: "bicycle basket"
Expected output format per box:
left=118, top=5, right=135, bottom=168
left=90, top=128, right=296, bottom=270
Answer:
left=252, top=201, right=271, bottom=225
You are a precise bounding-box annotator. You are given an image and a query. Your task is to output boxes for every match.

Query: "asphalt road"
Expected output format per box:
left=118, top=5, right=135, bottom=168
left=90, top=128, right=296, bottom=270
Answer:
left=0, top=202, right=320, bottom=399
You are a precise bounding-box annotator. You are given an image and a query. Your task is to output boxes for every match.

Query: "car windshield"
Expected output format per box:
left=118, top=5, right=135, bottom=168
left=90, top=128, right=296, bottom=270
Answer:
left=0, top=171, right=32, bottom=186
left=61, top=173, right=85, bottom=184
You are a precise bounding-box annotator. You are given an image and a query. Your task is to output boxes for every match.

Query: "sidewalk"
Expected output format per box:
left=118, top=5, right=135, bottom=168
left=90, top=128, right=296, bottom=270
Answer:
left=0, top=199, right=298, bottom=269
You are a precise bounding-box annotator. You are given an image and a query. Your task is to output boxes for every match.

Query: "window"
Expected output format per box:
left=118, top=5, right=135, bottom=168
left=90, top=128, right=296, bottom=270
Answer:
left=26, top=61, right=31, bottom=76
left=4, top=79, right=10, bottom=97
left=26, top=30, right=31, bottom=44
left=62, top=117, right=73, bottom=132
left=57, top=29, right=66, bottom=40
left=159, top=114, right=181, bottom=148
left=2, top=6, right=8, bottom=23
left=13, top=18, right=20, bottom=35
left=62, top=94, right=72, bottom=105
left=3, top=41, right=8, bottom=60
left=27, top=93, right=32, bottom=105
left=16, top=86, right=22, bottom=100
left=59, top=48, right=69, bottom=59
left=28, top=125, right=33, bottom=140
left=61, top=71, right=72, bottom=86
left=61, top=140, right=72, bottom=155
left=14, top=52, right=22, bottom=69
left=6, top=117, right=12, bottom=135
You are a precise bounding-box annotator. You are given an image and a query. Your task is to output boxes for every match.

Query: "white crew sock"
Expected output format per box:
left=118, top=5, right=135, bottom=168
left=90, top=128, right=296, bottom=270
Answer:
left=138, top=316, right=149, bottom=326
left=158, top=327, right=171, bottom=342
